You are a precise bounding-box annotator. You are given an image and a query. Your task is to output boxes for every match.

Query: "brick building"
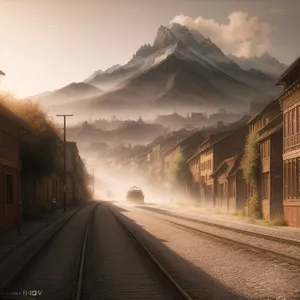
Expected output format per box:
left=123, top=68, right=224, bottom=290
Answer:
left=276, top=56, right=300, bottom=227
left=0, top=103, right=29, bottom=232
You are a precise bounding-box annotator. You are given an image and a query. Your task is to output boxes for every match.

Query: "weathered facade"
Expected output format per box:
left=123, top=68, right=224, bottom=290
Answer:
left=247, top=99, right=283, bottom=221
left=210, top=151, right=246, bottom=212
left=277, top=56, right=300, bottom=227
left=188, top=126, right=248, bottom=208
left=66, top=141, right=91, bottom=205
left=0, top=104, right=28, bottom=232
left=20, top=135, right=64, bottom=214
left=20, top=135, right=91, bottom=217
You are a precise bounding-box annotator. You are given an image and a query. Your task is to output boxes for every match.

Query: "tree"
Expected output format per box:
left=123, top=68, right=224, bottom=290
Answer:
left=167, top=147, right=193, bottom=191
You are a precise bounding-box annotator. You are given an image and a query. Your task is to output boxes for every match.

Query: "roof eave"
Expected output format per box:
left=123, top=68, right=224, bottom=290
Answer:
left=275, top=56, right=300, bottom=85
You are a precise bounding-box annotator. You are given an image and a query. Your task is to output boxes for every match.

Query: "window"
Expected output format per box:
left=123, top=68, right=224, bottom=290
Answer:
left=284, top=161, right=288, bottom=198
left=284, top=107, right=300, bottom=138
left=260, top=140, right=270, bottom=159
left=284, top=159, right=299, bottom=199
left=5, top=174, right=13, bottom=205
left=284, top=114, right=287, bottom=138
left=261, top=172, right=269, bottom=200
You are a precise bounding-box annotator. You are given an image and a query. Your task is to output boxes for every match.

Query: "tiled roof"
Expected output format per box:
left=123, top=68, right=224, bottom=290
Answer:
left=163, top=130, right=204, bottom=156
left=276, top=56, right=300, bottom=85
left=211, top=149, right=244, bottom=178
left=247, top=98, right=279, bottom=124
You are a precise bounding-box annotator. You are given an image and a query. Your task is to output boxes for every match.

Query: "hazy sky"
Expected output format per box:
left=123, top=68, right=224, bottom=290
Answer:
left=0, top=0, right=299, bottom=98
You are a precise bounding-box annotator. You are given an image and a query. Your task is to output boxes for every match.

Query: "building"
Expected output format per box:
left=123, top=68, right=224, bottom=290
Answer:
left=0, top=103, right=29, bottom=232
left=155, top=113, right=187, bottom=130
left=66, top=141, right=91, bottom=204
left=163, top=131, right=206, bottom=194
left=144, top=129, right=192, bottom=181
left=20, top=136, right=91, bottom=217
left=20, top=134, right=64, bottom=215
left=276, top=56, right=300, bottom=227
left=247, top=98, right=283, bottom=221
left=187, top=125, right=248, bottom=208
left=210, top=150, right=246, bottom=212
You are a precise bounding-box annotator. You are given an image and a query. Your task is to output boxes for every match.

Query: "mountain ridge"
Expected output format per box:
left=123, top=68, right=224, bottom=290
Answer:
left=34, top=22, right=285, bottom=117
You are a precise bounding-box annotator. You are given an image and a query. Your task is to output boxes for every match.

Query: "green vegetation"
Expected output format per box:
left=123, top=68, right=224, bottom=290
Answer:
left=232, top=210, right=247, bottom=217
left=265, top=213, right=288, bottom=226
left=0, top=93, right=61, bottom=178
left=167, top=147, right=193, bottom=189
left=215, top=209, right=222, bottom=214
left=241, top=131, right=261, bottom=218
left=241, top=131, right=260, bottom=185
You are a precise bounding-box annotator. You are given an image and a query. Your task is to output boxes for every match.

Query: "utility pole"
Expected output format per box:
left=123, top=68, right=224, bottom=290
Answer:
left=92, top=166, right=95, bottom=200
left=56, top=114, right=73, bottom=212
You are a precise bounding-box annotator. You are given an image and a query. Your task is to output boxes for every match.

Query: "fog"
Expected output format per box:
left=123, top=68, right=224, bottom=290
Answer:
left=81, top=148, right=196, bottom=209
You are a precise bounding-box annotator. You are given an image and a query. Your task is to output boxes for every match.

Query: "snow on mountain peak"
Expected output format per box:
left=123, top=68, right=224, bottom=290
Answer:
left=153, top=25, right=178, bottom=49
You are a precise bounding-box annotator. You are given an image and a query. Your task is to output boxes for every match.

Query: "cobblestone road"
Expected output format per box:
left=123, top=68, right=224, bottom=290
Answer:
left=113, top=203, right=300, bottom=300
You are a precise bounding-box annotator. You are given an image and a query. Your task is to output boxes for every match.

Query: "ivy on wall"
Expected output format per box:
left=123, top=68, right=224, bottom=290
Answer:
left=241, top=131, right=260, bottom=217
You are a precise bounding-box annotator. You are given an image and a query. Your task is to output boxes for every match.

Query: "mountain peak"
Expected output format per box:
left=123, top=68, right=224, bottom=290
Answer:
left=153, top=25, right=178, bottom=49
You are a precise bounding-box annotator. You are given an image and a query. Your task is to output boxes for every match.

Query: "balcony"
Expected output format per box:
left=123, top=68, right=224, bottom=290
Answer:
left=284, top=132, right=300, bottom=151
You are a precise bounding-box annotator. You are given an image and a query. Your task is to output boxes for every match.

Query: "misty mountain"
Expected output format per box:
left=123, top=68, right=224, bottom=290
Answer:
left=36, top=82, right=103, bottom=106
left=79, top=23, right=277, bottom=113
left=67, top=119, right=166, bottom=148
left=228, top=53, right=287, bottom=78
left=84, top=64, right=121, bottom=85
left=42, top=23, right=283, bottom=118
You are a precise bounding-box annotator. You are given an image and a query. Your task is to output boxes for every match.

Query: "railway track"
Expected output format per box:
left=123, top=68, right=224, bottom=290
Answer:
left=135, top=208, right=300, bottom=267
left=136, top=206, right=300, bottom=247
left=109, top=205, right=193, bottom=300
left=1, top=202, right=193, bottom=300
left=163, top=218, right=300, bottom=266
left=0, top=202, right=101, bottom=299
left=75, top=202, right=99, bottom=300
